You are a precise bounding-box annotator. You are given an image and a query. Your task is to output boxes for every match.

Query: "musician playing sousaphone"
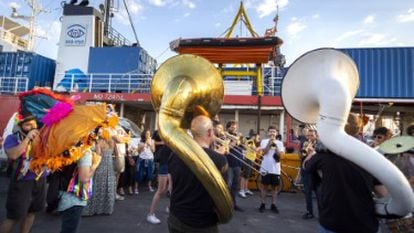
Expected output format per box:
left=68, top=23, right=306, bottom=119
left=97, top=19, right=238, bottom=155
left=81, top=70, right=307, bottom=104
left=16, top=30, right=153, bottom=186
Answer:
left=258, top=126, right=285, bottom=213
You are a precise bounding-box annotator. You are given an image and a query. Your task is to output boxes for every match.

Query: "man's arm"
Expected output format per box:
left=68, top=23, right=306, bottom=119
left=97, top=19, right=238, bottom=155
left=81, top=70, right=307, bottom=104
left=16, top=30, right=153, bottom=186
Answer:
left=302, top=151, right=318, bottom=171
left=5, top=130, right=38, bottom=160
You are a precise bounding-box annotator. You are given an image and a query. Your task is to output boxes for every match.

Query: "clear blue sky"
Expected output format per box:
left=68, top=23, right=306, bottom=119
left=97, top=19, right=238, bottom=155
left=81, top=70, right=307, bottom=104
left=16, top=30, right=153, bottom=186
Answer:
left=1, top=0, right=413, bottom=66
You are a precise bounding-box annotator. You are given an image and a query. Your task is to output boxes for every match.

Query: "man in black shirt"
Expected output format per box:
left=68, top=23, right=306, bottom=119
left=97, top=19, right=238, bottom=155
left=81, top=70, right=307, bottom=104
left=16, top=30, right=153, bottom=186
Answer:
left=303, top=113, right=385, bottom=233
left=168, top=115, right=228, bottom=233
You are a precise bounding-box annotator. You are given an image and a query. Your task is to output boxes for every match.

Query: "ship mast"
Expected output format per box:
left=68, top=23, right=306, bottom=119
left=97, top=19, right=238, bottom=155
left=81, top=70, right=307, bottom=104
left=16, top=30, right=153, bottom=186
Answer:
left=11, top=0, right=46, bottom=51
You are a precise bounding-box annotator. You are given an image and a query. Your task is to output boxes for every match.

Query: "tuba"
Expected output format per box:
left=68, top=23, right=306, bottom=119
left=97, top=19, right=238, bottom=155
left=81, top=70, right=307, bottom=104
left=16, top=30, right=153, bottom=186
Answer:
left=150, top=54, right=233, bottom=223
left=281, top=48, right=414, bottom=216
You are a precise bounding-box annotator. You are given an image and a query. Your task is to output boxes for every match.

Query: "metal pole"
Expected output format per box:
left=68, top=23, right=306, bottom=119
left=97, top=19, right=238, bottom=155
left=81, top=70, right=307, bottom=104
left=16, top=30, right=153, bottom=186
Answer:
left=108, top=74, right=112, bottom=93
left=104, top=0, right=111, bottom=36
left=120, top=103, right=124, bottom=118
left=70, top=74, right=74, bottom=92
left=89, top=74, right=93, bottom=92
left=256, top=64, right=263, bottom=134
left=279, top=110, right=285, bottom=141
left=128, top=74, right=131, bottom=93
left=257, top=95, right=262, bottom=134
left=14, top=77, right=19, bottom=94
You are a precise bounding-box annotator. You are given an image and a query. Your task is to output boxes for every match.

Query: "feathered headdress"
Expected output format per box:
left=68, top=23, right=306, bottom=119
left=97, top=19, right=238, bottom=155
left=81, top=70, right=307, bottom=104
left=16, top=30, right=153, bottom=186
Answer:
left=17, top=88, right=110, bottom=173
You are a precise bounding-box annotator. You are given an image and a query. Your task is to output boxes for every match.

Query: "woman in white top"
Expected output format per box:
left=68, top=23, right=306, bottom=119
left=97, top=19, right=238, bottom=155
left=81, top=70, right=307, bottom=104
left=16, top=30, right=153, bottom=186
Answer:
left=136, top=129, right=155, bottom=192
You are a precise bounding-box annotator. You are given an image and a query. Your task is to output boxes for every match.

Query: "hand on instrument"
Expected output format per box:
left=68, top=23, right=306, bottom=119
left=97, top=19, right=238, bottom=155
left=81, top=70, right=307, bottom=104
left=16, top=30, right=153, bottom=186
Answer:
left=26, top=129, right=39, bottom=141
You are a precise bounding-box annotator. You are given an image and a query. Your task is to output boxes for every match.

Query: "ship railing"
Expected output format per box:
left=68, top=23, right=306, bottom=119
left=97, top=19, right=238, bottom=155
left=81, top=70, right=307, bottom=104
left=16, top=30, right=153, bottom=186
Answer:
left=264, top=76, right=283, bottom=96
left=56, top=73, right=283, bottom=96
left=55, top=73, right=153, bottom=93
left=0, top=77, right=28, bottom=94
left=0, top=30, right=29, bottom=50
left=106, top=27, right=131, bottom=47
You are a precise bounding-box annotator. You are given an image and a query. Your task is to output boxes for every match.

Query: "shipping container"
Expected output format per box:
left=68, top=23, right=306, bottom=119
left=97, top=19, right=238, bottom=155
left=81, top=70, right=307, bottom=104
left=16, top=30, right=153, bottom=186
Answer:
left=0, top=52, right=56, bottom=91
left=88, top=47, right=157, bottom=74
left=339, top=47, right=414, bottom=99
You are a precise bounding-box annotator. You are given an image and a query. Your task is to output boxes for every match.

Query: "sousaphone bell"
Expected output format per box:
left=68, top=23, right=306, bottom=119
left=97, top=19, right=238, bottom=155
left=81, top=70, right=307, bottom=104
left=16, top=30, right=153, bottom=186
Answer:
left=150, top=54, right=233, bottom=223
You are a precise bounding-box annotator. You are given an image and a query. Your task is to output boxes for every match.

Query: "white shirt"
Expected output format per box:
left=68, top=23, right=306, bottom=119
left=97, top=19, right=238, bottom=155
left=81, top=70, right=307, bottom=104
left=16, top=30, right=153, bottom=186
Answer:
left=139, top=139, right=154, bottom=160
left=259, top=138, right=285, bottom=175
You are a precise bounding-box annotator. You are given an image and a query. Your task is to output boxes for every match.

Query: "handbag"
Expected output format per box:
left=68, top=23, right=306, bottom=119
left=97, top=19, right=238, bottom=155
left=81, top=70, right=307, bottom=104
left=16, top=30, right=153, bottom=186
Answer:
left=127, top=156, right=136, bottom=166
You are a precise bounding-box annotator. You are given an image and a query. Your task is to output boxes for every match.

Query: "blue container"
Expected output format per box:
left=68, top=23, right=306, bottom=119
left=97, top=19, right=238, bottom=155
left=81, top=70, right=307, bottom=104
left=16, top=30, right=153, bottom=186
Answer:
left=88, top=47, right=157, bottom=74
left=0, top=52, right=56, bottom=90
left=339, top=47, right=414, bottom=99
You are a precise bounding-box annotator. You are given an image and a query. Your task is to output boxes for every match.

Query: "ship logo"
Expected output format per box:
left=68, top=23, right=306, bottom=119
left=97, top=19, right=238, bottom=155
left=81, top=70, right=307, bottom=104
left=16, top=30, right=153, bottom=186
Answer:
left=65, top=24, right=87, bottom=46
left=67, top=24, right=86, bottom=38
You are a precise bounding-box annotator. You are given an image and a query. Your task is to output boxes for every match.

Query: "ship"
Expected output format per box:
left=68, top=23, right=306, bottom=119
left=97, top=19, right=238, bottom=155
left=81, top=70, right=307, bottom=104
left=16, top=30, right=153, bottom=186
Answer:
left=1, top=0, right=413, bottom=162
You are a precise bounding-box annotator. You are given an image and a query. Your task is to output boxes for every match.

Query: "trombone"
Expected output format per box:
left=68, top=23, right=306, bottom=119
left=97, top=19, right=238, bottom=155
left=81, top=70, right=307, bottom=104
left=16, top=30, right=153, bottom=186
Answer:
left=215, top=136, right=269, bottom=176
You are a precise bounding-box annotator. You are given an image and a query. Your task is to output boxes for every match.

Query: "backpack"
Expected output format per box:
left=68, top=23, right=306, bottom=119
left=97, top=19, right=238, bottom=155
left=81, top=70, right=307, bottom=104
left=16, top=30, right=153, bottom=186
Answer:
left=46, top=163, right=77, bottom=213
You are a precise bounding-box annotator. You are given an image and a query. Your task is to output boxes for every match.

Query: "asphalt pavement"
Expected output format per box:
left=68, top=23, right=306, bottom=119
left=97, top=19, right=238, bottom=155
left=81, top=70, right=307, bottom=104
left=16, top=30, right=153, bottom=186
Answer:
left=0, top=176, right=319, bottom=233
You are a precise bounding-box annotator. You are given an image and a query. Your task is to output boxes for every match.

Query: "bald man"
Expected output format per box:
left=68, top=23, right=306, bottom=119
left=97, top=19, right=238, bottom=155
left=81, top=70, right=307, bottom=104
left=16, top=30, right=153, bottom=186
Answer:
left=168, top=116, right=228, bottom=233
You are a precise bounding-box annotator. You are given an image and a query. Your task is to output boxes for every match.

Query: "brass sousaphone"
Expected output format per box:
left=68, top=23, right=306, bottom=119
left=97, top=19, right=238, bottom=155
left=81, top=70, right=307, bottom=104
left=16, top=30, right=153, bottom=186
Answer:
left=150, top=54, right=233, bottom=223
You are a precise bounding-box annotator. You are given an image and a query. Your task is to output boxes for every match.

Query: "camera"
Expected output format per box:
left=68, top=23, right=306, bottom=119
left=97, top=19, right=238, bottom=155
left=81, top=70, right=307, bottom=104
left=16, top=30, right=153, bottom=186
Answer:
left=273, top=152, right=280, bottom=162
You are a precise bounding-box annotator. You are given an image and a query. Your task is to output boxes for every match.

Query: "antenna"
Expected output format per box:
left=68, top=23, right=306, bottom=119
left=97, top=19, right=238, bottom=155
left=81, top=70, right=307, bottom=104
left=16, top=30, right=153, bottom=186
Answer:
left=10, top=0, right=48, bottom=51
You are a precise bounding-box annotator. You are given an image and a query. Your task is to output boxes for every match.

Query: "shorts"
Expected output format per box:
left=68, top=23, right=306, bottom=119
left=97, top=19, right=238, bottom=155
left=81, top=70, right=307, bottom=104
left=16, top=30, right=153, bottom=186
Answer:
left=158, top=164, right=169, bottom=176
left=261, top=174, right=280, bottom=186
left=241, top=160, right=253, bottom=179
left=6, top=177, right=47, bottom=220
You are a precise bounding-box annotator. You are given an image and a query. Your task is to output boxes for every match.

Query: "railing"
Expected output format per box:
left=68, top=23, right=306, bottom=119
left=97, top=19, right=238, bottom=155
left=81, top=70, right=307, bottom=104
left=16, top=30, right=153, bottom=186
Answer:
left=105, top=27, right=131, bottom=47
left=0, top=30, right=29, bottom=50
left=0, top=77, right=28, bottom=94
left=55, top=73, right=152, bottom=93
left=0, top=73, right=282, bottom=96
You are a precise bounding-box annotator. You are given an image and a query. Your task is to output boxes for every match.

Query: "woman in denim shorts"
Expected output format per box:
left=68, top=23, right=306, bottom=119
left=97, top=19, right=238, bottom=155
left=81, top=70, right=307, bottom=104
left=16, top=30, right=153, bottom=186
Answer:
left=146, top=145, right=173, bottom=224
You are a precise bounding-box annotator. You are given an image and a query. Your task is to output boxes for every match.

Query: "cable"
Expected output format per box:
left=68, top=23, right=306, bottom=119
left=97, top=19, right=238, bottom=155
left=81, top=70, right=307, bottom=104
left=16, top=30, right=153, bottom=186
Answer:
left=122, top=0, right=140, bottom=46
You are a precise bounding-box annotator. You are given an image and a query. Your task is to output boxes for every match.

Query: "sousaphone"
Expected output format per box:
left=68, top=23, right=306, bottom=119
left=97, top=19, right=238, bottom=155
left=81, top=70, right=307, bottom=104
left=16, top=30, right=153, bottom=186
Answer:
left=150, top=54, right=233, bottom=223
left=281, top=48, right=414, bottom=217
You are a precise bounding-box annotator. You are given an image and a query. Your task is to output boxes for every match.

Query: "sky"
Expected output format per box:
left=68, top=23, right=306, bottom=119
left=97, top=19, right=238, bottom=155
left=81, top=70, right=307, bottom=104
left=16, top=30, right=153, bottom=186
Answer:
left=0, top=0, right=413, bottom=66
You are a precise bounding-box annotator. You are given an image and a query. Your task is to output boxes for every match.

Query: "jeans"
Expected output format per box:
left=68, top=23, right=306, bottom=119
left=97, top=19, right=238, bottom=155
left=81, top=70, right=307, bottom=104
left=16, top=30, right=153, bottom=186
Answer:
left=319, top=225, right=336, bottom=233
left=301, top=168, right=313, bottom=214
left=60, top=206, right=84, bottom=233
left=135, top=159, right=154, bottom=182
left=227, top=166, right=241, bottom=207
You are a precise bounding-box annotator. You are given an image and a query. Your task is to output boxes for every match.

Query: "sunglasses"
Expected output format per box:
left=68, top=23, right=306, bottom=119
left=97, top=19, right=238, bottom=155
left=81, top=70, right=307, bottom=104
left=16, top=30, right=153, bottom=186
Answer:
left=374, top=135, right=384, bottom=140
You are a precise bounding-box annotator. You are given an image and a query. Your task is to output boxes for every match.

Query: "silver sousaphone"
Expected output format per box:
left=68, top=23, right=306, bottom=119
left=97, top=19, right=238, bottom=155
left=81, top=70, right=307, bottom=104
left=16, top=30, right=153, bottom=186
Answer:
left=281, top=48, right=414, bottom=217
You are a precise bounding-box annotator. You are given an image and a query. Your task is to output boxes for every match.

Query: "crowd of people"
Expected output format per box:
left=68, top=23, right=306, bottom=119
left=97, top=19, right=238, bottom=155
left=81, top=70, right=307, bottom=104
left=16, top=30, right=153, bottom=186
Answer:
left=0, top=108, right=413, bottom=233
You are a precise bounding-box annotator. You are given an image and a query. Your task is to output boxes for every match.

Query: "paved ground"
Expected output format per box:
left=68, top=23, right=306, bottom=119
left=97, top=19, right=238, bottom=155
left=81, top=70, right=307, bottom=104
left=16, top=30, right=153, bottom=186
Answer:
left=0, top=176, right=319, bottom=233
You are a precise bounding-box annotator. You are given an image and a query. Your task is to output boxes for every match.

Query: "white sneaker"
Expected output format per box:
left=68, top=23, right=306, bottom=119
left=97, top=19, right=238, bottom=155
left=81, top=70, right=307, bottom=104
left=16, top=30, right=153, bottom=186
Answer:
left=118, top=189, right=125, bottom=196
left=165, top=206, right=170, bottom=214
left=149, top=186, right=155, bottom=192
left=115, top=194, right=125, bottom=201
left=147, top=214, right=161, bottom=224
left=238, top=191, right=246, bottom=198
left=245, top=189, right=253, bottom=195
left=134, top=188, right=139, bottom=195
